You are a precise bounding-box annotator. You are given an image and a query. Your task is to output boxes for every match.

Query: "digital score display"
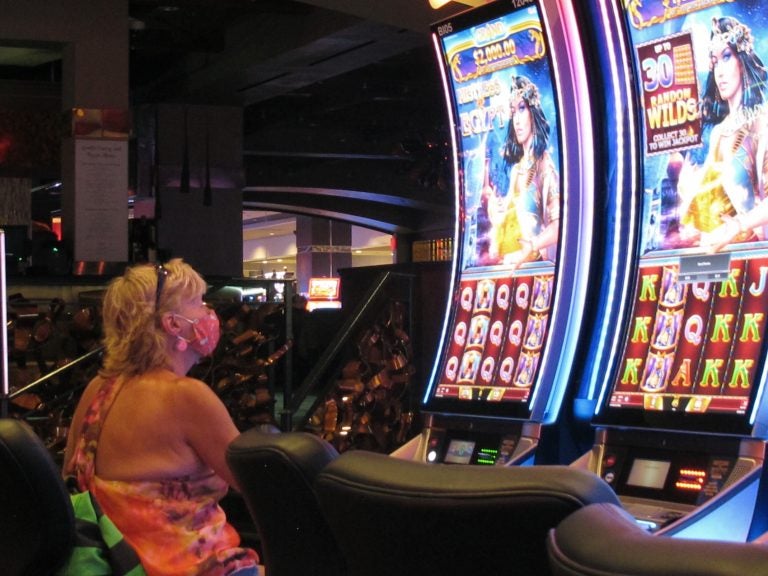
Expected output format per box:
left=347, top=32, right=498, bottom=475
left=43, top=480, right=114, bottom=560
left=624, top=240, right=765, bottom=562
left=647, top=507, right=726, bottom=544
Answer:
left=596, top=0, right=768, bottom=435
left=425, top=0, right=566, bottom=419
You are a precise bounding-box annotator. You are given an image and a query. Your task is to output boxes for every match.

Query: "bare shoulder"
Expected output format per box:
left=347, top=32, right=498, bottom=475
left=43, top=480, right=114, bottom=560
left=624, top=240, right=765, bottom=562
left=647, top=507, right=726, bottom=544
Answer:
left=164, top=375, right=230, bottom=421
left=169, top=374, right=222, bottom=403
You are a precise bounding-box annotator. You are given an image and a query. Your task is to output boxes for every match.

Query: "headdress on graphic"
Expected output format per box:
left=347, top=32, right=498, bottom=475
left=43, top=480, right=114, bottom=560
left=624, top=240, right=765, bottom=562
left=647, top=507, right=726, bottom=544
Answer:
left=699, top=16, right=767, bottom=125
left=504, top=75, right=550, bottom=164
left=510, top=76, right=541, bottom=109
left=709, top=16, right=753, bottom=56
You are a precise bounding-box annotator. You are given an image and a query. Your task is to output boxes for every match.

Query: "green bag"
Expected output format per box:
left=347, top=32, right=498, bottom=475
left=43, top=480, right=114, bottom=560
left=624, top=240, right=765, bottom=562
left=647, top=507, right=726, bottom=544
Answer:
left=57, top=490, right=147, bottom=576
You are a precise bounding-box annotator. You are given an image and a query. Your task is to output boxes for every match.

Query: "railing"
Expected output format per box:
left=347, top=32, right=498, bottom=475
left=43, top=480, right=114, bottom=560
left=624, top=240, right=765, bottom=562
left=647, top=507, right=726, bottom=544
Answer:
left=283, top=270, right=415, bottom=433
left=0, top=269, right=416, bottom=449
left=1, top=346, right=104, bottom=420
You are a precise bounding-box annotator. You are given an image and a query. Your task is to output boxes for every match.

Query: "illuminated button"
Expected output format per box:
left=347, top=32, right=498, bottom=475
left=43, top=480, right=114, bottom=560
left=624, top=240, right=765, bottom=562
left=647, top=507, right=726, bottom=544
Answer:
left=427, top=450, right=438, bottom=463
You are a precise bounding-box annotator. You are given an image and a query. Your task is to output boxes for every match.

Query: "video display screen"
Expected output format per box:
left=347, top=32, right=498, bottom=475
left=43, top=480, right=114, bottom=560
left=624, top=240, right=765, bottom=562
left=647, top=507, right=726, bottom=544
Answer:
left=627, top=458, right=672, bottom=490
left=597, top=0, right=768, bottom=434
left=444, top=439, right=477, bottom=464
left=424, top=0, right=565, bottom=419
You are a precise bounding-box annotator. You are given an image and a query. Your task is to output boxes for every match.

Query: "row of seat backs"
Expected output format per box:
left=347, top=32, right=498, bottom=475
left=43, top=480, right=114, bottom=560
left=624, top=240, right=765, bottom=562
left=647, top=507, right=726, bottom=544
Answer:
left=4, top=418, right=768, bottom=576
left=226, top=428, right=622, bottom=576
left=0, top=418, right=75, bottom=576
left=547, top=502, right=768, bottom=576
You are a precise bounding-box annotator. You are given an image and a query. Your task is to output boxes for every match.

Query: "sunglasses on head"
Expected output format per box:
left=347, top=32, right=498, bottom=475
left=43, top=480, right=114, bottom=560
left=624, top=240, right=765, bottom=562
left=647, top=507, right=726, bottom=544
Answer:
left=155, top=263, right=168, bottom=310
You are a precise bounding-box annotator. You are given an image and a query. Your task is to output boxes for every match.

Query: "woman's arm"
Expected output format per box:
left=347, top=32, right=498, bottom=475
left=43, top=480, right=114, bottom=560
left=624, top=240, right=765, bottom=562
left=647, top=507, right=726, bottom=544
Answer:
left=176, top=377, right=243, bottom=490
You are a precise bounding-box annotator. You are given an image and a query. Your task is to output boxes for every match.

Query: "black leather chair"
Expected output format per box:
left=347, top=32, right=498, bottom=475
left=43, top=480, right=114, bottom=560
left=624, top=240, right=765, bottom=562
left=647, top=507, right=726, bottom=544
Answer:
left=547, top=502, right=768, bottom=576
left=226, top=429, right=345, bottom=576
left=314, top=450, right=621, bottom=576
left=0, top=418, right=75, bottom=576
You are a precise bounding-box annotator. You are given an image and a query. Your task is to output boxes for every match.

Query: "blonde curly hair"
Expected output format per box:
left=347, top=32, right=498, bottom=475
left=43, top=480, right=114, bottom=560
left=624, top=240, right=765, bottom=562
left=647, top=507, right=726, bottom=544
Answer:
left=99, top=258, right=207, bottom=378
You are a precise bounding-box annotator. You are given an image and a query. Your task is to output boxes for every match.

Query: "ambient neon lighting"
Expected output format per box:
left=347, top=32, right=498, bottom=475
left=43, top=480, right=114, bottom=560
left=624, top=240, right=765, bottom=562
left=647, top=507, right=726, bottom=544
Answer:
left=423, top=32, right=461, bottom=402
left=593, top=0, right=640, bottom=411
left=536, top=0, right=595, bottom=420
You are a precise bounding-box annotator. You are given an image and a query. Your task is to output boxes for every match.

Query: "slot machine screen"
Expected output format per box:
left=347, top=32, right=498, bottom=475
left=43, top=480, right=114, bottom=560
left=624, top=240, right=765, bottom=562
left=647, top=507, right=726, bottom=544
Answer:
left=594, top=0, right=768, bottom=436
left=423, top=0, right=593, bottom=421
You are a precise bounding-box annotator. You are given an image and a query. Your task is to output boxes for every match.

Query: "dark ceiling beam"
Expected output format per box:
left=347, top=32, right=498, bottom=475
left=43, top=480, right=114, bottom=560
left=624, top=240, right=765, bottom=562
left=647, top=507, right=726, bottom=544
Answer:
left=128, top=1, right=457, bottom=239
left=242, top=185, right=451, bottom=213
left=243, top=150, right=412, bottom=161
left=241, top=201, right=414, bottom=234
left=242, top=185, right=452, bottom=234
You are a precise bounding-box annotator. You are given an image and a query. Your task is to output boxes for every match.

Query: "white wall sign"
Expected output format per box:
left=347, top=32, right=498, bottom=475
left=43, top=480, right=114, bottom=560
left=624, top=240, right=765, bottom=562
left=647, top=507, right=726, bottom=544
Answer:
left=74, top=139, right=128, bottom=262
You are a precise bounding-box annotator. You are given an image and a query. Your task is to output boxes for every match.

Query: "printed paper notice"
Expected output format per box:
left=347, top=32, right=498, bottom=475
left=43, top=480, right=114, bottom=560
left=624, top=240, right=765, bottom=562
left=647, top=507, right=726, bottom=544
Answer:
left=74, top=140, right=128, bottom=262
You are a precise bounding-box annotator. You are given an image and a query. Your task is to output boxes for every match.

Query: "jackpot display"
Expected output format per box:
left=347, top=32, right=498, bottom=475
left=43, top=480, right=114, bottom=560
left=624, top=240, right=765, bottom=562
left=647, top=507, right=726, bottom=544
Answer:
left=423, top=0, right=593, bottom=422
left=595, top=0, right=768, bottom=436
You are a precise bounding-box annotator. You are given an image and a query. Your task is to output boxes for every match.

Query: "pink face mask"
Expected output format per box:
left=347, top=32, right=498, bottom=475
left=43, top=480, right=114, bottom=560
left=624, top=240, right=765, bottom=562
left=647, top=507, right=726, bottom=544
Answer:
left=174, top=309, right=221, bottom=356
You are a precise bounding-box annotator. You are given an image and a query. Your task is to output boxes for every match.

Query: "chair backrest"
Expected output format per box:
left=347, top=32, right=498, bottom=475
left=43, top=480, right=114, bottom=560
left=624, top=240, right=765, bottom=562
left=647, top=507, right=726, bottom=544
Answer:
left=314, top=450, right=621, bottom=576
left=0, top=418, right=75, bottom=576
left=547, top=502, right=768, bottom=576
left=226, top=429, right=345, bottom=576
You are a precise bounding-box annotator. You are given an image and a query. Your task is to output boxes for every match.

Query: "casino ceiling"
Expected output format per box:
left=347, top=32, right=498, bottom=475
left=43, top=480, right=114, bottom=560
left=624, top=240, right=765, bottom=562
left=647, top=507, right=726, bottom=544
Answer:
left=2, top=0, right=479, bottom=235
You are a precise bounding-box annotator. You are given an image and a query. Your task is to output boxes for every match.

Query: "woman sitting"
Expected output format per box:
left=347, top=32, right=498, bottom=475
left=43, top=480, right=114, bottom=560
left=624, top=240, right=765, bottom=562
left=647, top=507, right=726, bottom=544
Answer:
left=63, top=259, right=260, bottom=576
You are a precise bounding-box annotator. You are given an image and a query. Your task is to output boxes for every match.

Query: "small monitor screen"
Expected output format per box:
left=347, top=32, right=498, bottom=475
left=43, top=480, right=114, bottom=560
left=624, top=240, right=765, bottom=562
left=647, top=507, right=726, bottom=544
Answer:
left=444, top=439, right=476, bottom=464
left=423, top=0, right=565, bottom=419
left=627, top=458, right=671, bottom=490
left=595, top=0, right=768, bottom=435
left=308, top=277, right=340, bottom=300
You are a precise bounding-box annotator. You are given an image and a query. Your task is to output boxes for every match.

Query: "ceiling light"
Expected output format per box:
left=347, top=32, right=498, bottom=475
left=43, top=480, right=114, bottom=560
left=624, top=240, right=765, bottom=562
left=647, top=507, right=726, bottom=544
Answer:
left=429, top=0, right=490, bottom=7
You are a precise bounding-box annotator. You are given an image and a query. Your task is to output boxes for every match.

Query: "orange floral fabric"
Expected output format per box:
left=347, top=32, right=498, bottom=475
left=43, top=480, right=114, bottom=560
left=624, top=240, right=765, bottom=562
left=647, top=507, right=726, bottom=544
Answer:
left=69, top=378, right=260, bottom=576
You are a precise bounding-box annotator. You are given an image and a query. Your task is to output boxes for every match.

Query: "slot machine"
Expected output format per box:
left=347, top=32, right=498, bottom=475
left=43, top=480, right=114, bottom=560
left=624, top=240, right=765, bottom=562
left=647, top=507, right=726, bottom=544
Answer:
left=394, top=0, right=595, bottom=466
left=574, top=0, right=768, bottom=541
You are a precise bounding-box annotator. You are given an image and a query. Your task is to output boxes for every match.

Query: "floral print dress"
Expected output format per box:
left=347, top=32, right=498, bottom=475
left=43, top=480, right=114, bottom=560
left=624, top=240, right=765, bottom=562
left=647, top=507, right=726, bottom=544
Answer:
left=69, top=377, right=260, bottom=576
